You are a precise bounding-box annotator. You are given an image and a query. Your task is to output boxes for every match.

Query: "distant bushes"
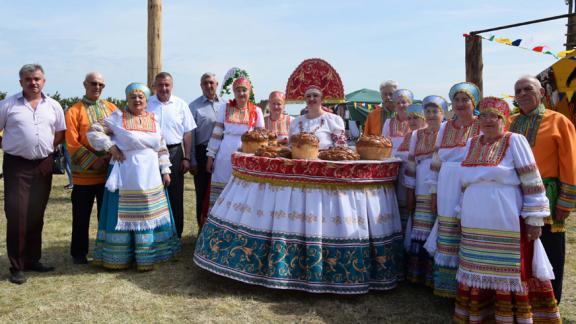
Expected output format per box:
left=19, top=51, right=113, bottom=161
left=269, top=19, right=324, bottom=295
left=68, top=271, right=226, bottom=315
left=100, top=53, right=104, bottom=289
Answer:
left=0, top=90, right=126, bottom=109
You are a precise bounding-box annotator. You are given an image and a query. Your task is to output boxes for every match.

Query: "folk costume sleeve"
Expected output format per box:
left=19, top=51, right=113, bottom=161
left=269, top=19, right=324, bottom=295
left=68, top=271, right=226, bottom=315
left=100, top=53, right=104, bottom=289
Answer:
left=555, top=115, right=576, bottom=213
left=65, top=102, right=100, bottom=170
left=403, top=131, right=418, bottom=189
left=158, top=137, right=172, bottom=174
left=87, top=120, right=115, bottom=152
left=206, top=102, right=227, bottom=159
left=509, top=134, right=550, bottom=226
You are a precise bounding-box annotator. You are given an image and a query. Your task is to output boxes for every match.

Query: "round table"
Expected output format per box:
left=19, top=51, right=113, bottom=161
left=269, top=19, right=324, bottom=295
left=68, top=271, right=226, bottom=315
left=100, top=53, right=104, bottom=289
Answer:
left=194, top=152, right=404, bottom=294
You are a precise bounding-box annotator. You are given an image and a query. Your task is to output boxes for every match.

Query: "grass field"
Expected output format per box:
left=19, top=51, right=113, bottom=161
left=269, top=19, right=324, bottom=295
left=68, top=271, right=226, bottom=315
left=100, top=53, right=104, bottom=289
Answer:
left=0, top=173, right=573, bottom=323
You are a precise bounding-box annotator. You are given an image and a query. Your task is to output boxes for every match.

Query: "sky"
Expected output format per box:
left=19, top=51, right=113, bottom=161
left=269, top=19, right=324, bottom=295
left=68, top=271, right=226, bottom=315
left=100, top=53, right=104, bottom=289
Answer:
left=0, top=0, right=571, bottom=104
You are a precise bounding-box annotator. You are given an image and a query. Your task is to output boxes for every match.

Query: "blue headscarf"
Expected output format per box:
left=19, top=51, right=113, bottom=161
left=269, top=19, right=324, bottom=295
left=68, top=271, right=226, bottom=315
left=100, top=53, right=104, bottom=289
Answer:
left=422, top=95, right=449, bottom=115
left=392, top=89, right=414, bottom=103
left=125, top=82, right=151, bottom=100
left=448, top=82, right=480, bottom=115
left=406, top=103, right=425, bottom=119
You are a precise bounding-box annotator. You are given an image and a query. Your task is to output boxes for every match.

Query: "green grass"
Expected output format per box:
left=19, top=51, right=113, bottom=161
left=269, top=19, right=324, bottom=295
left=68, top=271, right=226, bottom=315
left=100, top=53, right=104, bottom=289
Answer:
left=0, top=173, right=573, bottom=323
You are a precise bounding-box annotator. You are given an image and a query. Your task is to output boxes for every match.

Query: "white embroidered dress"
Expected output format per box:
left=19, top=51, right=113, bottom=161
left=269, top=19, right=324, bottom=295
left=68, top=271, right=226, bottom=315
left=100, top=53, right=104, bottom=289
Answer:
left=88, top=109, right=172, bottom=231
left=207, top=104, right=265, bottom=184
left=289, top=113, right=346, bottom=149
left=456, top=133, right=551, bottom=292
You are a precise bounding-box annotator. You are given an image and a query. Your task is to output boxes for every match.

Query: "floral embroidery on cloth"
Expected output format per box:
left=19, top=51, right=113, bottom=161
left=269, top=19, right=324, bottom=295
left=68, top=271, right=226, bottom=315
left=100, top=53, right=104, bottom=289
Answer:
left=265, top=114, right=291, bottom=136
left=388, top=117, right=409, bottom=138
left=440, top=119, right=481, bottom=149
left=461, top=133, right=512, bottom=167
left=415, top=129, right=438, bottom=157
left=122, top=111, right=156, bottom=132
left=509, top=104, right=545, bottom=147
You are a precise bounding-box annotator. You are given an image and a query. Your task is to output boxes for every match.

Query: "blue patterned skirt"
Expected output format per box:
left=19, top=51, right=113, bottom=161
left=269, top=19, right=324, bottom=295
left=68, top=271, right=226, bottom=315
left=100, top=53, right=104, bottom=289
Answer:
left=92, top=187, right=181, bottom=270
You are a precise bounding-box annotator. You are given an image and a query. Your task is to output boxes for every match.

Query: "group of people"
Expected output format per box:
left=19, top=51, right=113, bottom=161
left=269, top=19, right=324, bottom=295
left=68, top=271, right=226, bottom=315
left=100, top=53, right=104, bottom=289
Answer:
left=362, top=78, right=575, bottom=322
left=0, top=63, right=574, bottom=323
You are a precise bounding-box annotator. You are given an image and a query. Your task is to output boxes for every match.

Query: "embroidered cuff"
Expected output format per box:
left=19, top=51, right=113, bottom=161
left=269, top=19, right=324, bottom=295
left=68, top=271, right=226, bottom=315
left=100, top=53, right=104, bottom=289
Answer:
left=557, top=182, right=576, bottom=211
left=72, top=146, right=99, bottom=170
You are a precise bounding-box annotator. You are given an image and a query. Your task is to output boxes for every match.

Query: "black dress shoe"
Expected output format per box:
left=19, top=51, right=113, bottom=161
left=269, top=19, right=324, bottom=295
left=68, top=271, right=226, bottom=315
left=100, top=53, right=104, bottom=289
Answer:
left=9, top=270, right=26, bottom=284
left=73, top=256, right=89, bottom=264
left=25, top=262, right=55, bottom=272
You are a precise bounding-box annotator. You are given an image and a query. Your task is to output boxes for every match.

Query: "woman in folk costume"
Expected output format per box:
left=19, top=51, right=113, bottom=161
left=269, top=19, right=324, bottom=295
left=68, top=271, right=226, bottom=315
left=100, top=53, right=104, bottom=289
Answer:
left=205, top=77, right=264, bottom=218
left=289, top=85, right=347, bottom=149
left=453, top=97, right=560, bottom=323
left=424, top=82, right=482, bottom=298
left=396, top=103, right=427, bottom=230
left=404, top=95, right=448, bottom=285
left=87, top=83, right=180, bottom=270
left=381, top=89, right=412, bottom=155
left=264, top=91, right=293, bottom=143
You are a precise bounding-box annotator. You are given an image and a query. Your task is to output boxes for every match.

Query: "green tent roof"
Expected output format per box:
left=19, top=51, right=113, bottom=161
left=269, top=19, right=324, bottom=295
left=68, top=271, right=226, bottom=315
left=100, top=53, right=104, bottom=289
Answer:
left=345, top=88, right=381, bottom=104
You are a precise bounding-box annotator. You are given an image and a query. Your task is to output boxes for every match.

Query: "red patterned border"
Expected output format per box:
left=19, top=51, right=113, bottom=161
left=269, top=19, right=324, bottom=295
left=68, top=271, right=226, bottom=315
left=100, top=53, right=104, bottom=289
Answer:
left=232, top=153, right=400, bottom=185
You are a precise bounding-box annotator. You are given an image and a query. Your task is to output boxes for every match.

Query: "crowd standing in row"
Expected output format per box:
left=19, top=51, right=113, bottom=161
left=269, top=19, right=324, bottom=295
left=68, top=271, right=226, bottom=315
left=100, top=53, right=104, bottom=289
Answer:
left=0, top=63, right=574, bottom=323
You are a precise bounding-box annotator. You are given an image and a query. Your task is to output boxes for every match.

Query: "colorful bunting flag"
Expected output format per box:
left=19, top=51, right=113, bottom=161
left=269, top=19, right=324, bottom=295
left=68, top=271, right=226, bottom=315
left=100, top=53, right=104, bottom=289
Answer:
left=464, top=34, right=567, bottom=59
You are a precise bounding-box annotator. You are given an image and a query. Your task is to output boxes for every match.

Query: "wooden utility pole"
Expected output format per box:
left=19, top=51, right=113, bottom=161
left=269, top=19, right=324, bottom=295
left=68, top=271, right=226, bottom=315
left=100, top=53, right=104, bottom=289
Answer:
left=465, top=35, right=484, bottom=95
left=148, top=0, right=162, bottom=90
left=567, top=0, right=576, bottom=49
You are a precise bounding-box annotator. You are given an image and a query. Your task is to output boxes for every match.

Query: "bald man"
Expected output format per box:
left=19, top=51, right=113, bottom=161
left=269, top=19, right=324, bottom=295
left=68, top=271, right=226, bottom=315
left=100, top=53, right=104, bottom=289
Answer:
left=65, top=72, right=117, bottom=264
left=509, top=75, right=576, bottom=303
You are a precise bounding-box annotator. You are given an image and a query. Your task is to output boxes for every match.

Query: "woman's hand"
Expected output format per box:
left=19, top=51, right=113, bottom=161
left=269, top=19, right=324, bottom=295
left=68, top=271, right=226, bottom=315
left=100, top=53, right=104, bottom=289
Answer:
left=407, top=188, right=416, bottom=214
left=109, top=145, right=125, bottom=162
left=206, top=156, right=214, bottom=173
left=525, top=224, right=542, bottom=241
left=162, top=174, right=171, bottom=187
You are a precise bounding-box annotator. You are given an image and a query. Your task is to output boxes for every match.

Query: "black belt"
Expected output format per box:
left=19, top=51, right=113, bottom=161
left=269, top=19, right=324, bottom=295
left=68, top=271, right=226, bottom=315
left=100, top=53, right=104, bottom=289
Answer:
left=167, top=143, right=182, bottom=149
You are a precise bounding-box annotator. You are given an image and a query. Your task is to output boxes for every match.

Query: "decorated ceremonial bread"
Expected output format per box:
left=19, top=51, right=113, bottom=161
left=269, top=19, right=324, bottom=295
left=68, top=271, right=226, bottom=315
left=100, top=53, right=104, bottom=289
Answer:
left=266, top=129, right=278, bottom=146
left=255, top=145, right=292, bottom=158
left=356, top=135, right=392, bottom=160
left=290, top=132, right=320, bottom=160
left=319, top=147, right=360, bottom=161
left=241, top=129, right=269, bottom=153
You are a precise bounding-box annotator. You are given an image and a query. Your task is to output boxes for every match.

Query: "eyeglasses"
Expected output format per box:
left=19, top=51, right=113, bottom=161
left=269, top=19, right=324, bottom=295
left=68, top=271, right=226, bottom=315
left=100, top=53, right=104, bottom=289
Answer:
left=89, top=81, right=105, bottom=88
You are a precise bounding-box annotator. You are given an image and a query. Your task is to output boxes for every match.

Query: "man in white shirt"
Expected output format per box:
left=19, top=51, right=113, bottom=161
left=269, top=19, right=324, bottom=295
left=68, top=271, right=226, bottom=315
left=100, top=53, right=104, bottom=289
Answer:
left=148, top=72, right=196, bottom=238
left=0, top=64, right=66, bottom=284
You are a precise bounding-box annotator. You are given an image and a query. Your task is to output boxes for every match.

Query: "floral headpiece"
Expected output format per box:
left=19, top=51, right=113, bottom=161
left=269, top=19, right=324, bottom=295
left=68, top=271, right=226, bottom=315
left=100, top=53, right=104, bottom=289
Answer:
left=220, top=67, right=255, bottom=103
left=304, top=85, right=322, bottom=97
left=478, top=97, right=510, bottom=119
left=268, top=91, right=285, bottom=101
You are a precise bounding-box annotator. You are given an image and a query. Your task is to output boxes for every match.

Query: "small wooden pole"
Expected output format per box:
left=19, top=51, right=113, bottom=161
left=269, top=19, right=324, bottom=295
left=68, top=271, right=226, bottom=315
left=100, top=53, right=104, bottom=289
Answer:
left=567, top=0, right=576, bottom=50
left=148, top=0, right=162, bottom=90
left=465, top=35, right=483, bottom=97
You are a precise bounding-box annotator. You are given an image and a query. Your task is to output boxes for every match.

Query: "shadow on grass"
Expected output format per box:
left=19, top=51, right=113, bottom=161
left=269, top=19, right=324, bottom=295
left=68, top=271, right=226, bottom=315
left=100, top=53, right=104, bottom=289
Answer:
left=0, top=236, right=454, bottom=322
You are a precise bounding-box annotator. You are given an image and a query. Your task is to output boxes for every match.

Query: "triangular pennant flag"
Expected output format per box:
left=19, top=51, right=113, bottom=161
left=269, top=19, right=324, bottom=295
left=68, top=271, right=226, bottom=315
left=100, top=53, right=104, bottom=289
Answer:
left=488, top=35, right=495, bottom=41
left=511, top=39, right=522, bottom=46
left=532, top=46, right=545, bottom=52
left=495, top=38, right=512, bottom=45
left=463, top=33, right=470, bottom=37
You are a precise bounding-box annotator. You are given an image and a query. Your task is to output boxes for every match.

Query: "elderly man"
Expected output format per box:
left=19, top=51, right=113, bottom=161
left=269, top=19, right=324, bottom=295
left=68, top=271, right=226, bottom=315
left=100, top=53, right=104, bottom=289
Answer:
left=65, top=72, right=117, bottom=264
left=509, top=75, right=576, bottom=303
left=189, top=73, right=222, bottom=228
left=363, top=80, right=397, bottom=136
left=148, top=72, right=196, bottom=238
left=0, top=64, right=66, bottom=284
